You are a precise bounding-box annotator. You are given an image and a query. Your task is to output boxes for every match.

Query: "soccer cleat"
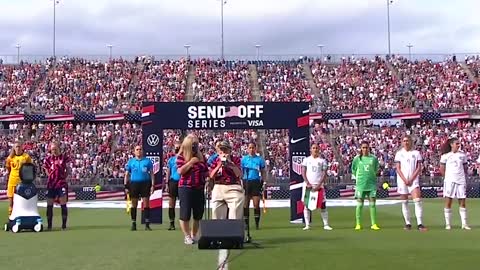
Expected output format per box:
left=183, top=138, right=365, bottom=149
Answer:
left=323, top=225, right=333, bottom=231
left=145, top=224, right=152, bottom=231
left=168, top=224, right=175, bottom=231
left=184, top=235, right=194, bottom=245
left=370, top=224, right=380, bottom=231
left=445, top=225, right=451, bottom=230
left=462, top=225, right=471, bottom=230
left=302, top=226, right=311, bottom=231
left=404, top=224, right=412, bottom=230
left=417, top=224, right=428, bottom=232
left=354, top=224, right=362, bottom=230
left=255, top=223, right=259, bottom=230
left=131, top=222, right=137, bottom=231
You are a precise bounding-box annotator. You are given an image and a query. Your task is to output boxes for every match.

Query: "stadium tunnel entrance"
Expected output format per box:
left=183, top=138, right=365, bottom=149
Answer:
left=141, top=102, right=310, bottom=223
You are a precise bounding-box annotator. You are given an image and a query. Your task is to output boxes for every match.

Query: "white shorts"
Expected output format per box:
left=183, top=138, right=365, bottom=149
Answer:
left=396, top=179, right=420, bottom=195
left=443, top=182, right=466, bottom=199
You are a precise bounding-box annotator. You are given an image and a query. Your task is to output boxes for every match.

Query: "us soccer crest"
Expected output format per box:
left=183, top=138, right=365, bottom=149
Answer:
left=292, top=155, right=306, bottom=176
left=146, top=156, right=161, bottom=175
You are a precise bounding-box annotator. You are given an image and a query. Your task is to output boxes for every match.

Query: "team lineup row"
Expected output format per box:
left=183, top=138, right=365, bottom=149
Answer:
left=303, top=135, right=474, bottom=232
left=3, top=133, right=475, bottom=236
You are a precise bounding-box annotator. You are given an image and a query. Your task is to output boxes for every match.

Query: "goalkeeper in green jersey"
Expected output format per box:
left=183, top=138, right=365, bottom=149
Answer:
left=351, top=141, right=380, bottom=231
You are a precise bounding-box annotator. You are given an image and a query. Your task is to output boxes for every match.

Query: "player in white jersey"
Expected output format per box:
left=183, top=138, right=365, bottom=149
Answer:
left=394, top=135, right=427, bottom=231
left=439, top=137, right=471, bottom=230
left=301, top=143, right=332, bottom=231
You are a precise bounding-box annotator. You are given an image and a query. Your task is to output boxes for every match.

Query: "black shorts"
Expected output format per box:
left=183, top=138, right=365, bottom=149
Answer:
left=243, top=180, right=262, bottom=197
left=46, top=187, right=68, bottom=199
left=168, top=180, right=179, bottom=199
left=129, top=181, right=151, bottom=199
left=178, top=187, right=205, bottom=221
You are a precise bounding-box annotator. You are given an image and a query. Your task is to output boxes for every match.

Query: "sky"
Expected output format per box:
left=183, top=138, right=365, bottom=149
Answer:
left=0, top=0, right=479, bottom=58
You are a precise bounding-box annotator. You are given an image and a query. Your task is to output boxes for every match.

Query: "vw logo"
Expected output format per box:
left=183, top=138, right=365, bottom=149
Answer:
left=25, top=188, right=32, bottom=196
left=147, top=134, right=160, bottom=147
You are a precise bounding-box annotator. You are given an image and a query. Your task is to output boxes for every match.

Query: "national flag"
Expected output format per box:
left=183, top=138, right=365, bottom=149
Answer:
left=225, top=106, right=239, bottom=117
left=302, top=186, right=324, bottom=211
left=309, top=112, right=322, bottom=120
left=422, top=112, right=442, bottom=120
left=440, top=112, right=470, bottom=119
left=391, top=112, right=421, bottom=120
left=0, top=114, right=24, bottom=121
left=322, top=112, right=342, bottom=120
left=44, top=114, right=74, bottom=121
left=95, top=114, right=125, bottom=121
left=342, top=113, right=372, bottom=120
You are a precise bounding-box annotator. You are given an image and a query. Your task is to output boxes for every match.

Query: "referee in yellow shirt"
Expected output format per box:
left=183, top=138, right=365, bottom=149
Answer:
left=5, top=141, right=33, bottom=216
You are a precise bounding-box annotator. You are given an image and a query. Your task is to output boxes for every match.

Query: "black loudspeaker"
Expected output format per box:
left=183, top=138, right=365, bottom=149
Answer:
left=198, top=220, right=245, bottom=250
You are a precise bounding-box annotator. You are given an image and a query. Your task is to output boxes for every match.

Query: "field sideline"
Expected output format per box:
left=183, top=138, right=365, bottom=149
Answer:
left=1, top=199, right=479, bottom=270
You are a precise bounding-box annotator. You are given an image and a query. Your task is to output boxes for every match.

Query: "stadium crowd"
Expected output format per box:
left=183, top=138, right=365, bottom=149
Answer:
left=1, top=56, right=480, bottom=185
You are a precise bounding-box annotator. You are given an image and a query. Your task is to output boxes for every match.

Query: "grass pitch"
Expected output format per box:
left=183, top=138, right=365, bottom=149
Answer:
left=1, top=199, right=479, bottom=270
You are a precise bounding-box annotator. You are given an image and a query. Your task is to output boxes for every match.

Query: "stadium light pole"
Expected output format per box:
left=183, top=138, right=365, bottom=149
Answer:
left=184, top=44, right=191, bottom=59
left=386, top=0, right=392, bottom=57
left=15, top=44, right=21, bottom=64
left=219, top=0, right=226, bottom=60
left=255, top=44, right=261, bottom=61
left=107, top=44, right=113, bottom=60
left=52, top=0, right=60, bottom=68
left=317, top=44, right=324, bottom=61
left=407, top=43, right=413, bottom=61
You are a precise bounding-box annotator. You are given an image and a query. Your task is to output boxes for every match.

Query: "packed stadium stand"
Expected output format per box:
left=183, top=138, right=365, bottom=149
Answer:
left=1, top=55, right=480, bottom=186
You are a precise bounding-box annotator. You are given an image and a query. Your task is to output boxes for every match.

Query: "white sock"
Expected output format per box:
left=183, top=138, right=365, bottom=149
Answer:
left=459, top=207, right=467, bottom=226
left=401, top=200, right=410, bottom=225
left=320, top=209, right=329, bottom=226
left=444, top=208, right=452, bottom=227
left=414, top=198, right=423, bottom=225
left=303, top=207, right=311, bottom=227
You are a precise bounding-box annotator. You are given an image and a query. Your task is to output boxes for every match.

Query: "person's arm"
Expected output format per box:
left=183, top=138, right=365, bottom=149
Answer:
left=351, top=157, right=357, bottom=178
left=209, top=156, right=221, bottom=179
left=124, top=161, right=131, bottom=192
left=439, top=154, right=447, bottom=177
left=165, top=158, right=171, bottom=184
left=394, top=155, right=408, bottom=185
left=177, top=156, right=199, bottom=175
left=43, top=157, right=51, bottom=177
left=301, top=158, right=311, bottom=186
left=148, top=160, right=155, bottom=188
left=410, top=154, right=423, bottom=183
left=226, top=156, right=242, bottom=179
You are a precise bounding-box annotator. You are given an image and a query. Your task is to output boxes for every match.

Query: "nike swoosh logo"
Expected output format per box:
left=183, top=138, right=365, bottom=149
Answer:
left=290, top=137, right=307, bottom=144
left=302, top=109, right=310, bottom=114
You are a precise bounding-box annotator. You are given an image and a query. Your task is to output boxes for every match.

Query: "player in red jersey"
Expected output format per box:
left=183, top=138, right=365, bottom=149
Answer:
left=43, top=141, right=72, bottom=231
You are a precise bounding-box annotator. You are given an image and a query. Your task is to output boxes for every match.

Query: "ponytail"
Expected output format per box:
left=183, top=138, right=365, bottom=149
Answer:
left=441, top=138, right=456, bottom=155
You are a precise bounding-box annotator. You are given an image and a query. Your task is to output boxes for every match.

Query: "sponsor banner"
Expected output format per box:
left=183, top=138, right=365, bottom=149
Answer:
left=142, top=102, right=310, bottom=223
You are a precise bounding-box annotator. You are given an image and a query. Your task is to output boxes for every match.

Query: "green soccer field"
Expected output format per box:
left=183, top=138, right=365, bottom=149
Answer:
left=1, top=199, right=479, bottom=270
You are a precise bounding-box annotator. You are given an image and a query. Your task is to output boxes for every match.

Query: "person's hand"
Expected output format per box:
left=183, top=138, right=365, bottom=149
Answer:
left=150, top=185, right=155, bottom=195
left=190, top=157, right=199, bottom=164
left=306, top=181, right=312, bottom=188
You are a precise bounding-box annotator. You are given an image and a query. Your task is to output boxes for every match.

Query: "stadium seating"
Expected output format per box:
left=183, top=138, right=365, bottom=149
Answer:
left=1, top=56, right=480, bottom=185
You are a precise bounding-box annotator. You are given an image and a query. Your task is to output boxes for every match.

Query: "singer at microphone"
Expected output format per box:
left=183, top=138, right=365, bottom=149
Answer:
left=241, top=142, right=266, bottom=230
left=208, top=141, right=244, bottom=220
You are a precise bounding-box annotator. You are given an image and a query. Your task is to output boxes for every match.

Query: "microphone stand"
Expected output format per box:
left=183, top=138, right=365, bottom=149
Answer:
left=243, top=167, right=261, bottom=248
